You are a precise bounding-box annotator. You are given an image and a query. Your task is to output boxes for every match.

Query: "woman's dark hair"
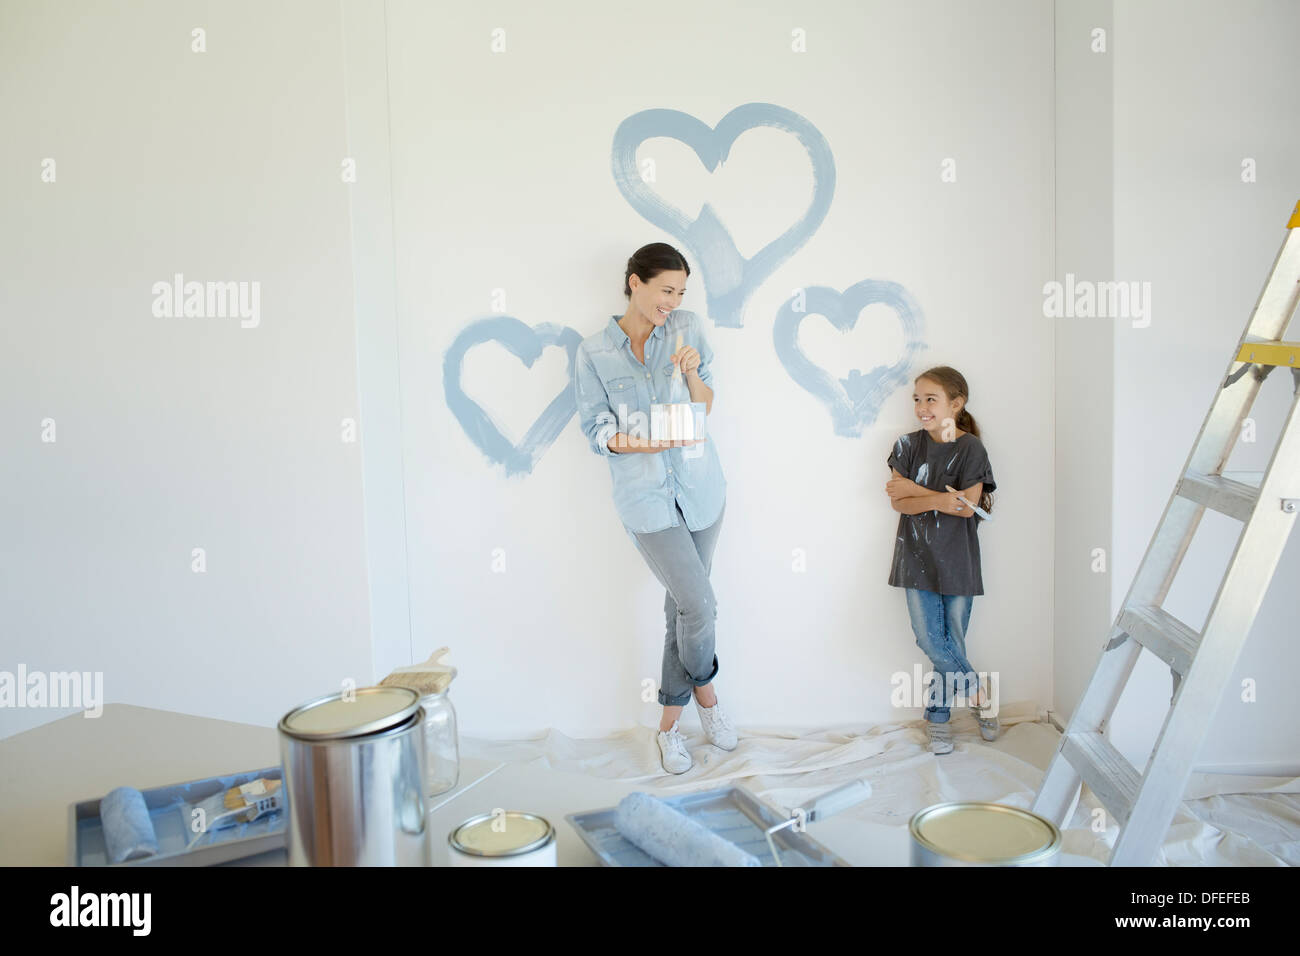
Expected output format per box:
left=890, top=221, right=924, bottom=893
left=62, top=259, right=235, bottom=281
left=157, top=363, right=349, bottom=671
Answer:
left=916, top=365, right=994, bottom=518
left=624, top=243, right=690, bottom=297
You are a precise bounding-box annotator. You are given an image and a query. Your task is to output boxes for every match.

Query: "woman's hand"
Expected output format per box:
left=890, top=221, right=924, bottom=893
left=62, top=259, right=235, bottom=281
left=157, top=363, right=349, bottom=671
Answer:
left=885, top=476, right=923, bottom=499
left=672, top=345, right=702, bottom=377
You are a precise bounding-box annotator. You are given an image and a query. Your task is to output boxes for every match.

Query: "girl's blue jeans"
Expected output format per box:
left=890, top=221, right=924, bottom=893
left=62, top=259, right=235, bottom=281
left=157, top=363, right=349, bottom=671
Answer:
left=905, top=588, right=977, bottom=724
left=630, top=501, right=725, bottom=707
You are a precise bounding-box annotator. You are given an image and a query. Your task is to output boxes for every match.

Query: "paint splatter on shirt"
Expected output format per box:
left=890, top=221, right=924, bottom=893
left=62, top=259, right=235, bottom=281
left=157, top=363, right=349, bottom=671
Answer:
left=886, top=429, right=997, bottom=595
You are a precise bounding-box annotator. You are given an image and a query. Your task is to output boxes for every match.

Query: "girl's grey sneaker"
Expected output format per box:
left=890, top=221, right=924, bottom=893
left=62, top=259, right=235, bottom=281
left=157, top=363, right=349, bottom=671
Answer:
left=695, top=698, right=737, bottom=750
left=971, top=706, right=1000, bottom=742
left=927, top=720, right=954, bottom=755
left=656, top=720, right=692, bottom=774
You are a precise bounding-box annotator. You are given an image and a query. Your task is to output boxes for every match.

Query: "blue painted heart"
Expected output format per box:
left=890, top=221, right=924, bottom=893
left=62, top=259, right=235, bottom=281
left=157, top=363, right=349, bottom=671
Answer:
left=444, top=316, right=583, bottom=476
left=611, top=103, right=836, bottom=329
left=772, top=280, right=926, bottom=437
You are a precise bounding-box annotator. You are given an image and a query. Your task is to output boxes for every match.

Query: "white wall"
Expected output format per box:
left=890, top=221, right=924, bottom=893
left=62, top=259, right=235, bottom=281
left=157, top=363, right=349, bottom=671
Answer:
left=1105, top=0, right=1300, bottom=774
left=381, top=0, right=1056, bottom=737
left=1051, top=0, right=1116, bottom=746
left=0, top=0, right=373, bottom=737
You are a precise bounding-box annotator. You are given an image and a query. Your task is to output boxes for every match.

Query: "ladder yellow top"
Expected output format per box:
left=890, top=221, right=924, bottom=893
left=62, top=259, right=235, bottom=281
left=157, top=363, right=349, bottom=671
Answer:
left=1235, top=341, right=1299, bottom=366
left=1290, top=200, right=1300, bottom=229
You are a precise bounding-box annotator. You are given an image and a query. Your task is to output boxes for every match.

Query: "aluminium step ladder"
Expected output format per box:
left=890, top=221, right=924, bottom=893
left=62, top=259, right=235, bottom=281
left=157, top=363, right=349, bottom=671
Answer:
left=1032, top=200, right=1300, bottom=866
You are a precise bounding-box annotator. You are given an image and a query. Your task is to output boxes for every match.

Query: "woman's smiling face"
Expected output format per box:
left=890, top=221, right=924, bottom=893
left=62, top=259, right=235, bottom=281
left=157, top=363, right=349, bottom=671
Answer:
left=914, top=377, right=962, bottom=435
left=630, top=269, right=687, bottom=327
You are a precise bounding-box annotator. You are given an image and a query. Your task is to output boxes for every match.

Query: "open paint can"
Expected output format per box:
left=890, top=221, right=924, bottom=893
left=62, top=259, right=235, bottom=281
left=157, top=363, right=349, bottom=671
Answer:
left=909, top=802, right=1061, bottom=867
left=448, top=811, right=557, bottom=867
left=279, top=686, right=431, bottom=866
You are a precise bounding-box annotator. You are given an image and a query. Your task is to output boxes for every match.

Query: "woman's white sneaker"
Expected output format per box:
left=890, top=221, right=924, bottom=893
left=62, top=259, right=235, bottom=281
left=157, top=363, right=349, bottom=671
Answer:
left=656, top=720, right=692, bottom=774
left=695, top=698, right=738, bottom=751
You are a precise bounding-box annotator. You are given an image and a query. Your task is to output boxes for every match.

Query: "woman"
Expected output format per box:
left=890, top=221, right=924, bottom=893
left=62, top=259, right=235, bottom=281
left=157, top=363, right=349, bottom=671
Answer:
left=573, top=242, right=733, bottom=774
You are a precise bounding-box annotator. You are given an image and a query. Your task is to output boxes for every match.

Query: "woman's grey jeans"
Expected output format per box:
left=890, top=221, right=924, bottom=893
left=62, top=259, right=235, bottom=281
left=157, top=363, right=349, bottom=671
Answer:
left=630, top=501, right=726, bottom=707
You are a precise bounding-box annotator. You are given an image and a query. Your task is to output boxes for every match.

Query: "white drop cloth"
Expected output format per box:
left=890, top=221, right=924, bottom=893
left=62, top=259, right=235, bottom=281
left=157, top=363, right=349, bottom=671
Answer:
left=462, top=701, right=1299, bottom=866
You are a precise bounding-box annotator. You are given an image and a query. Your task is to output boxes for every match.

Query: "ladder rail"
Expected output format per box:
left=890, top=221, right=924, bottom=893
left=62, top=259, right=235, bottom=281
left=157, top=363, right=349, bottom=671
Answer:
left=1032, top=631, right=1141, bottom=821
left=1188, top=226, right=1300, bottom=480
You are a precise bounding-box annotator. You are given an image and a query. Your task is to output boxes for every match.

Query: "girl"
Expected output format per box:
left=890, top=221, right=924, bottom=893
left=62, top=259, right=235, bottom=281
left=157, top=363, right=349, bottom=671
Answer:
left=885, top=366, right=998, bottom=754
left=573, top=242, right=733, bottom=775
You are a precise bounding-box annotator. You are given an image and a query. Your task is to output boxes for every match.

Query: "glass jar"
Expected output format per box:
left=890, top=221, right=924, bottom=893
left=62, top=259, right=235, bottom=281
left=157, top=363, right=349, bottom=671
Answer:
left=419, top=690, right=459, bottom=797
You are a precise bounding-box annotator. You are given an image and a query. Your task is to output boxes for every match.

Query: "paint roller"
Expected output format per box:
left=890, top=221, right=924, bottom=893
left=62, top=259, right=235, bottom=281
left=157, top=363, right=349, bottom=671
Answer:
left=613, top=779, right=872, bottom=866
left=615, top=792, right=762, bottom=866
left=100, top=787, right=161, bottom=863
left=97, top=779, right=284, bottom=862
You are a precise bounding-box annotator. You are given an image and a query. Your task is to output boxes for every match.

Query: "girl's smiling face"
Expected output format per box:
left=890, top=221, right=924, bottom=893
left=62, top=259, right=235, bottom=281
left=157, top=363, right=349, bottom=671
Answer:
left=914, top=377, right=963, bottom=437
left=629, top=269, right=687, bottom=327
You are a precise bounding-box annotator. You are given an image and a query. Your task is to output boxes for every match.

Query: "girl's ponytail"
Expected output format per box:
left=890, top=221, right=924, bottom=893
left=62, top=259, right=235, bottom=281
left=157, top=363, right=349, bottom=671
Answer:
left=956, top=407, right=979, bottom=439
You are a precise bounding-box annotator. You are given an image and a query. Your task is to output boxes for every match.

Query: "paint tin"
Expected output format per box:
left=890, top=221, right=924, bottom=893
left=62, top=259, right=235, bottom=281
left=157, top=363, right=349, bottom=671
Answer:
left=650, top=402, right=706, bottom=443
left=279, top=686, right=431, bottom=866
left=909, top=802, right=1061, bottom=867
left=448, top=811, right=557, bottom=867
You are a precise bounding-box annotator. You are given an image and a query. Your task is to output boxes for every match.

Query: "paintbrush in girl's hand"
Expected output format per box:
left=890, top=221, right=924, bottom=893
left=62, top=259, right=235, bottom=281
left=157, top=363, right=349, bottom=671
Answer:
left=946, top=485, right=992, bottom=521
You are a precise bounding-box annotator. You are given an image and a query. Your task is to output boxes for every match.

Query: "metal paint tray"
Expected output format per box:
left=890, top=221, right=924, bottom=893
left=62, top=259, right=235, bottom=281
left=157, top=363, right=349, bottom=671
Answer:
left=566, top=785, right=851, bottom=867
left=68, top=766, right=286, bottom=867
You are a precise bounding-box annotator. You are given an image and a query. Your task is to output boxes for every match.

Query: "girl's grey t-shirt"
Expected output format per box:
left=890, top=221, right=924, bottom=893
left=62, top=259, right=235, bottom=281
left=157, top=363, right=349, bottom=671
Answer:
left=886, top=429, right=996, bottom=596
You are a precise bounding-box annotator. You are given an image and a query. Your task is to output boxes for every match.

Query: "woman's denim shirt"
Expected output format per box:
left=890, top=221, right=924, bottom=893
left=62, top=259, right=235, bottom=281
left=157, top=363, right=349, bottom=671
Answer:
left=574, top=310, right=726, bottom=534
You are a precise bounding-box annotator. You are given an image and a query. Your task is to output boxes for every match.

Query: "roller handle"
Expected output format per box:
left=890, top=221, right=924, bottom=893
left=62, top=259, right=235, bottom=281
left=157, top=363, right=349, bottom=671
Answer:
left=800, top=779, right=872, bottom=823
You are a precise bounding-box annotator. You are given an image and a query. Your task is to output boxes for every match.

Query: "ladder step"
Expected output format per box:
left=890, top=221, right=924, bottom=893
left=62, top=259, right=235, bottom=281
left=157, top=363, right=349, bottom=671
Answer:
left=1118, top=605, right=1201, bottom=676
left=1221, top=470, right=1265, bottom=485
left=1061, top=731, right=1142, bottom=825
left=1176, top=470, right=1259, bottom=522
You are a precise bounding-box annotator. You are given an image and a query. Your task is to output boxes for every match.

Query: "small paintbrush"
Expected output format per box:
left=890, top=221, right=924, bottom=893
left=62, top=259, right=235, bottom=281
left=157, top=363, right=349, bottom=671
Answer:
left=379, top=647, right=457, bottom=696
